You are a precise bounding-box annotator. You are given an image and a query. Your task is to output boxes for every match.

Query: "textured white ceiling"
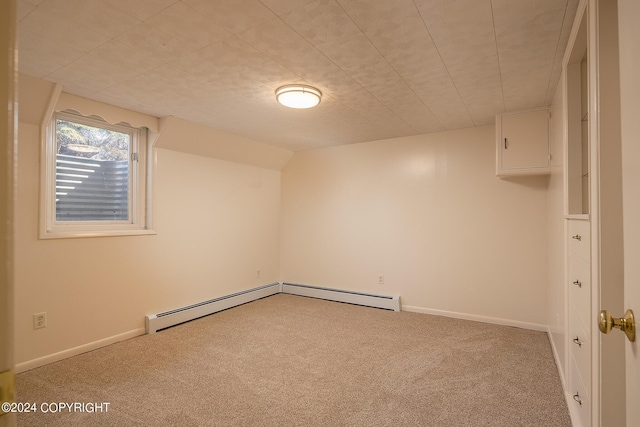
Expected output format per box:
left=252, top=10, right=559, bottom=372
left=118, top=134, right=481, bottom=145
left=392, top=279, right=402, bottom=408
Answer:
left=17, top=0, right=579, bottom=151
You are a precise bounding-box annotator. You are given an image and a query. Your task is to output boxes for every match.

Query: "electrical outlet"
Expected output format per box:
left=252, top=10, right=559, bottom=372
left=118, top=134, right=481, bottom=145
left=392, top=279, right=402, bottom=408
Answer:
left=378, top=275, right=384, bottom=285
left=33, top=312, right=47, bottom=330
left=256, top=269, right=261, bottom=278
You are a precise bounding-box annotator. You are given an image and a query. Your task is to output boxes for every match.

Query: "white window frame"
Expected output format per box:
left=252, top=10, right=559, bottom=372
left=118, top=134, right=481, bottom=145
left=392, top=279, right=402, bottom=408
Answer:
left=40, top=110, right=155, bottom=239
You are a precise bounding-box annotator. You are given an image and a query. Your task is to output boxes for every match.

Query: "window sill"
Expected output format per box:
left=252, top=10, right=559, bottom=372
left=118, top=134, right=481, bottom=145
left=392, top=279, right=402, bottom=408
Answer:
left=564, top=214, right=590, bottom=221
left=39, top=228, right=157, bottom=240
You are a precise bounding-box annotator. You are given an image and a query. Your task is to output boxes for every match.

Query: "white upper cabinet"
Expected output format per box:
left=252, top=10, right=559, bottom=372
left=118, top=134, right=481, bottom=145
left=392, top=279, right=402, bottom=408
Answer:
left=495, top=108, right=550, bottom=177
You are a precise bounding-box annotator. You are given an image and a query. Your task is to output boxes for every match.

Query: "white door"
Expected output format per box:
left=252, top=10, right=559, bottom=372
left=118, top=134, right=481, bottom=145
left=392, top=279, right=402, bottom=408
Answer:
left=618, top=0, right=639, bottom=424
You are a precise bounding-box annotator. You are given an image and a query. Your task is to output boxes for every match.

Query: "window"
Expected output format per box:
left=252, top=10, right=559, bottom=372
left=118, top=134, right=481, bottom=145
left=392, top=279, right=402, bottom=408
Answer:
left=41, top=111, right=154, bottom=238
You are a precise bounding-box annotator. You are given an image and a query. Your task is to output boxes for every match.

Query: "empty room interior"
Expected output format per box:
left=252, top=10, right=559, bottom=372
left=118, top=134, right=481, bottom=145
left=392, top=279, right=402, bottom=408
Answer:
left=2, top=0, right=639, bottom=426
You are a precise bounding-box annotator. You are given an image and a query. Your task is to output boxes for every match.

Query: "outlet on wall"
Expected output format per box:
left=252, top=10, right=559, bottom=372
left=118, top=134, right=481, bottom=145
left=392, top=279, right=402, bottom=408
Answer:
left=256, top=269, right=261, bottom=278
left=378, top=275, right=384, bottom=285
left=33, top=312, right=47, bottom=330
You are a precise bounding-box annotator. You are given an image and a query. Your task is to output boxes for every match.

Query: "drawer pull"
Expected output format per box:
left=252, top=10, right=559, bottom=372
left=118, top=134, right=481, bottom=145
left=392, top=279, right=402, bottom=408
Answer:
left=573, top=280, right=582, bottom=288
left=572, top=337, right=582, bottom=347
left=572, top=234, right=582, bottom=241
left=573, top=392, right=582, bottom=406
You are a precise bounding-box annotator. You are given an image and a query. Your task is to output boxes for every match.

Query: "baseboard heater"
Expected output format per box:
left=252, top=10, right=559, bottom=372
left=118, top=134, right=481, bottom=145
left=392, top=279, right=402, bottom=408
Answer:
left=145, top=282, right=280, bottom=334
left=146, top=282, right=401, bottom=334
left=282, top=282, right=401, bottom=312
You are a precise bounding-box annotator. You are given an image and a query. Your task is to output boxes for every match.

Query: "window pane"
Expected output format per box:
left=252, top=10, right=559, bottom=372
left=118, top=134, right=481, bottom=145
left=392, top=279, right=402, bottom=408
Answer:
left=55, top=119, right=130, bottom=221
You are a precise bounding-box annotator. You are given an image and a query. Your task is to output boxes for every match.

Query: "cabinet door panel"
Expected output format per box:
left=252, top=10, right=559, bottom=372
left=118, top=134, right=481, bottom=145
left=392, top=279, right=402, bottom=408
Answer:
left=569, top=305, right=592, bottom=394
left=568, top=219, right=591, bottom=262
left=569, top=255, right=591, bottom=331
left=500, top=109, right=549, bottom=171
left=568, top=357, right=591, bottom=427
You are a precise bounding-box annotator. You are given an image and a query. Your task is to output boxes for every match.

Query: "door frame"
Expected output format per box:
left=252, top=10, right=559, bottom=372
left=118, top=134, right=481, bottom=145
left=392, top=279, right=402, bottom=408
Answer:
left=0, top=0, right=17, bottom=426
left=590, top=0, right=627, bottom=425
left=616, top=0, right=639, bottom=424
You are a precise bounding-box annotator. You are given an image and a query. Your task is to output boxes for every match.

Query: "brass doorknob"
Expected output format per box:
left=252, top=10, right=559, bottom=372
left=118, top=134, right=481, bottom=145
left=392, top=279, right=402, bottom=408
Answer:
left=598, top=309, right=635, bottom=342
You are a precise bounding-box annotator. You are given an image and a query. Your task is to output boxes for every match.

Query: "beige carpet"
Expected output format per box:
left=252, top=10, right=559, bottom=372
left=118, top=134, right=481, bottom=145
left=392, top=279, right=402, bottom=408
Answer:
left=16, top=294, right=571, bottom=426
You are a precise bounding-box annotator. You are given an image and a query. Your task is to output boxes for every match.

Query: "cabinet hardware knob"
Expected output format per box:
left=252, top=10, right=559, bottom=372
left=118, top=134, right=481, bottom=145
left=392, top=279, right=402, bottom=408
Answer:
left=572, top=234, right=582, bottom=241
left=572, top=280, right=582, bottom=287
left=572, top=337, right=582, bottom=347
left=573, top=393, right=582, bottom=405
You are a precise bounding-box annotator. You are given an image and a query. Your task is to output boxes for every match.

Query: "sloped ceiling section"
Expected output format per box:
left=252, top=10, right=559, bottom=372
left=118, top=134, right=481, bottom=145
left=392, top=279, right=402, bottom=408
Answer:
left=17, top=0, right=579, bottom=151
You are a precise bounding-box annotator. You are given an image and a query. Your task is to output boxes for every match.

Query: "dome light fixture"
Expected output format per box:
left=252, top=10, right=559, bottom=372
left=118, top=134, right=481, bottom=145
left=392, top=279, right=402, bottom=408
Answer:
left=275, top=84, right=322, bottom=109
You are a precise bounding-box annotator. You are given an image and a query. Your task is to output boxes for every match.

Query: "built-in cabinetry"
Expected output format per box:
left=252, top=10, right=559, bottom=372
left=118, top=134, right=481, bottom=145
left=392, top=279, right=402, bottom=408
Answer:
left=567, top=218, right=591, bottom=426
left=495, top=107, right=550, bottom=177
left=562, top=1, right=626, bottom=425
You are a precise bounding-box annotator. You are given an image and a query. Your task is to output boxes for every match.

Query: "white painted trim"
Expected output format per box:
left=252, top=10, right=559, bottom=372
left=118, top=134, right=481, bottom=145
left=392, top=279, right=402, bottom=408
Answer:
left=146, top=283, right=281, bottom=333
left=18, top=289, right=558, bottom=375
left=588, top=0, right=601, bottom=424
left=38, top=83, right=63, bottom=241
left=402, top=305, right=547, bottom=332
left=565, top=214, right=590, bottom=221
left=15, top=328, right=145, bottom=373
left=40, top=83, right=63, bottom=129
left=56, top=92, right=159, bottom=133
left=39, top=111, right=154, bottom=239
left=37, top=229, right=157, bottom=240
left=547, top=326, right=578, bottom=427
left=548, top=327, right=567, bottom=391
left=145, top=132, right=158, bottom=231
left=282, top=283, right=400, bottom=312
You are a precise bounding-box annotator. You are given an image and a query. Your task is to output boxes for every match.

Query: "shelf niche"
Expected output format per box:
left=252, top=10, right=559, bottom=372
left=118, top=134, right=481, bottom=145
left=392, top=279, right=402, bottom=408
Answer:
left=566, top=13, right=590, bottom=215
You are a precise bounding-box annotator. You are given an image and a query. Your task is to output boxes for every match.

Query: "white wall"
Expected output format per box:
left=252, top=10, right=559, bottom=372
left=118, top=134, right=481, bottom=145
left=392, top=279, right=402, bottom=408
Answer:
left=15, top=74, right=557, bottom=370
left=14, top=76, right=285, bottom=370
left=281, top=126, right=550, bottom=327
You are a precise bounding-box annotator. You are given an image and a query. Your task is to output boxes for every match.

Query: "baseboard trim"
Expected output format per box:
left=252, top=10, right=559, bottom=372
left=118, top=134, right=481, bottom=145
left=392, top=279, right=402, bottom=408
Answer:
left=402, top=305, right=547, bottom=332
left=547, top=326, right=567, bottom=390
left=547, top=326, right=573, bottom=425
left=146, top=282, right=281, bottom=333
left=282, top=282, right=400, bottom=311
left=15, top=327, right=146, bottom=373
left=17, top=289, right=552, bottom=373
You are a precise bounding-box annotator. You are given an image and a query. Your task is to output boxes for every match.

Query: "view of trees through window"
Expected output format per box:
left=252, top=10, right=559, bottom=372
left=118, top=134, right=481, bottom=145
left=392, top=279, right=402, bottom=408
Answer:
left=56, top=119, right=130, bottom=160
left=55, top=117, right=131, bottom=222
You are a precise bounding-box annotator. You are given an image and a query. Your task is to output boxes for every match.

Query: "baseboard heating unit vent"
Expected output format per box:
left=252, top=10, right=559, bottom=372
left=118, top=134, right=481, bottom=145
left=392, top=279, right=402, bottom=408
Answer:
left=145, top=282, right=280, bottom=333
left=282, top=282, right=401, bottom=312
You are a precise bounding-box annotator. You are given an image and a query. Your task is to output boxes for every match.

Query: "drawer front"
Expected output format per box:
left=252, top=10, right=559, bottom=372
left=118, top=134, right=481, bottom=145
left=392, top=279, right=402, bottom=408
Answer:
left=568, top=255, right=591, bottom=330
left=569, top=306, right=591, bottom=394
left=568, top=220, right=591, bottom=262
left=568, top=358, right=591, bottom=427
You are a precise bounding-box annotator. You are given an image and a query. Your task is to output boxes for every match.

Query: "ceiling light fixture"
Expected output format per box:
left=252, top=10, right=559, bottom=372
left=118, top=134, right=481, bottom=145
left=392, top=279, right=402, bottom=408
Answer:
left=275, top=84, right=322, bottom=109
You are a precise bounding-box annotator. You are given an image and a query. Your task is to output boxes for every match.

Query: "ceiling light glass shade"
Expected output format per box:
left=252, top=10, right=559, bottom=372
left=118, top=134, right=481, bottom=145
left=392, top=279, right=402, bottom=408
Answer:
left=275, top=84, right=322, bottom=109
